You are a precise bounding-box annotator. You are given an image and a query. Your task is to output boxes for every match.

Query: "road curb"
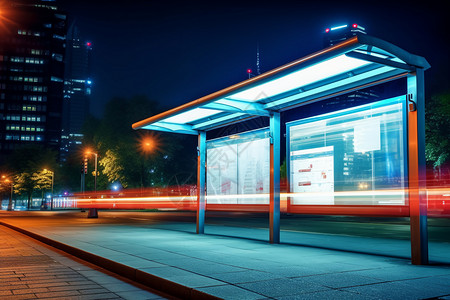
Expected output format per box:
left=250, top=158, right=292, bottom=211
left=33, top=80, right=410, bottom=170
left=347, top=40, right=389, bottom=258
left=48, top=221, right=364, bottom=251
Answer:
left=0, top=221, right=221, bottom=300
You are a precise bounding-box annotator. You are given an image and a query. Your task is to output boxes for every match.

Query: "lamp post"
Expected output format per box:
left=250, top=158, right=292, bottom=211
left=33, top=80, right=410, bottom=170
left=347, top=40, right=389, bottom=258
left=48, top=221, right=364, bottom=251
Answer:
left=2, top=176, right=14, bottom=211
left=85, top=151, right=98, bottom=192
left=43, top=169, right=54, bottom=210
left=85, top=150, right=98, bottom=218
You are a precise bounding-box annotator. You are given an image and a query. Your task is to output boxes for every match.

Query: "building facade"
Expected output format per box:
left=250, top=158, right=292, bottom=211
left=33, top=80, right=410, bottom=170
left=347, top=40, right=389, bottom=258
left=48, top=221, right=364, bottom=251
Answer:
left=0, top=0, right=66, bottom=161
left=60, top=23, right=92, bottom=162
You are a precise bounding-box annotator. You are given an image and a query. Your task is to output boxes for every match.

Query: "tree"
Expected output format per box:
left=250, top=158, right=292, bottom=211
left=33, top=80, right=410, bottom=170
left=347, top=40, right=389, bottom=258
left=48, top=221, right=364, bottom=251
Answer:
left=425, top=93, right=450, bottom=183
left=99, top=149, right=126, bottom=187
left=13, top=172, right=35, bottom=208
left=7, top=145, right=58, bottom=207
left=82, top=95, right=197, bottom=190
left=32, top=170, right=53, bottom=206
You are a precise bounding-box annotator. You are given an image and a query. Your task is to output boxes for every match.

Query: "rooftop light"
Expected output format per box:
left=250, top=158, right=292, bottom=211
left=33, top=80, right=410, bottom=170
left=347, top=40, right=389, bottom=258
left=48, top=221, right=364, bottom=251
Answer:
left=330, top=25, right=348, bottom=31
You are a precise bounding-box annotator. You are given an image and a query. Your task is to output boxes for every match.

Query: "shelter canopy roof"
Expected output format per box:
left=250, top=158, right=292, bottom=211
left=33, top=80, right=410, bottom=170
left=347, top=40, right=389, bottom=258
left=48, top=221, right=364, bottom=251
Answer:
left=133, top=34, right=429, bottom=135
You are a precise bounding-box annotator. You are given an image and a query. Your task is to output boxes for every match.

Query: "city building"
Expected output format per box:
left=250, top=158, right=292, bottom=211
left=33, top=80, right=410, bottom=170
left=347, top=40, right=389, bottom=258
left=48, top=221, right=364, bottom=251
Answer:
left=60, top=23, right=92, bottom=162
left=0, top=0, right=67, bottom=162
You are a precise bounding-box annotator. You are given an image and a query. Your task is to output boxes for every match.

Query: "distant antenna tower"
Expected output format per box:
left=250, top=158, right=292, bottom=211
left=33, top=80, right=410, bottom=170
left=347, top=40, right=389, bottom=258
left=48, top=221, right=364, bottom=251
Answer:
left=256, top=43, right=261, bottom=75
left=246, top=43, right=261, bottom=79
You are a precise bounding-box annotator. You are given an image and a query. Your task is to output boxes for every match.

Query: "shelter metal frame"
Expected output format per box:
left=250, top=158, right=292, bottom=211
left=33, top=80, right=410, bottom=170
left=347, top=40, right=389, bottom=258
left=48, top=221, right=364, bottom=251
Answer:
left=133, top=34, right=430, bottom=265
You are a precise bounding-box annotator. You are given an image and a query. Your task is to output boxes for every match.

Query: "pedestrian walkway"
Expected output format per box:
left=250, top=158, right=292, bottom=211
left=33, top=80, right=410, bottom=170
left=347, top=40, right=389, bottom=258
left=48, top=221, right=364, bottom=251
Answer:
left=1, top=211, right=450, bottom=299
left=0, top=225, right=169, bottom=299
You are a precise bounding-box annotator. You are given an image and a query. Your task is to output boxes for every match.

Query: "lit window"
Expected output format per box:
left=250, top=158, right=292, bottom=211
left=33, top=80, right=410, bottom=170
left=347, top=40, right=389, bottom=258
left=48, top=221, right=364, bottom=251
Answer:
left=51, top=76, right=63, bottom=82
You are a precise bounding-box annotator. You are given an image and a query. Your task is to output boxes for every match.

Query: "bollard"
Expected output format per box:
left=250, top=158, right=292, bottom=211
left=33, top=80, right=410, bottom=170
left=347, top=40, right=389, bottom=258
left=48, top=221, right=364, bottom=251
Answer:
left=87, top=208, right=98, bottom=218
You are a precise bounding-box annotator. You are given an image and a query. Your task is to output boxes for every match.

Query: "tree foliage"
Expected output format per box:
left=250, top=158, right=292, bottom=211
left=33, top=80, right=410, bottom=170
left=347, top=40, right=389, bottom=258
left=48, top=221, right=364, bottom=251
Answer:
left=82, top=95, right=197, bottom=190
left=425, top=93, right=450, bottom=168
left=99, top=149, right=125, bottom=186
left=6, top=145, right=58, bottom=205
left=32, top=170, right=53, bottom=192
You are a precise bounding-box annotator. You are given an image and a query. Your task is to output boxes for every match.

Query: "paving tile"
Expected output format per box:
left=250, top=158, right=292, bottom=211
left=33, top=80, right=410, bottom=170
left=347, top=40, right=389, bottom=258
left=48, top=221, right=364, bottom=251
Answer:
left=47, top=283, right=101, bottom=292
left=101, top=282, right=146, bottom=293
left=209, top=269, right=285, bottom=284
left=78, top=287, right=112, bottom=294
left=0, top=290, right=13, bottom=296
left=139, top=265, right=194, bottom=278
left=177, top=261, right=246, bottom=275
left=197, top=284, right=267, bottom=300
left=237, top=277, right=331, bottom=297
left=432, top=274, right=450, bottom=287
left=342, top=280, right=448, bottom=300
left=12, top=287, right=49, bottom=295
left=276, top=289, right=380, bottom=300
left=166, top=273, right=225, bottom=288
left=34, top=290, right=81, bottom=298
left=292, top=272, right=383, bottom=288
left=76, top=269, right=109, bottom=278
left=350, top=265, right=450, bottom=281
left=110, top=257, right=165, bottom=269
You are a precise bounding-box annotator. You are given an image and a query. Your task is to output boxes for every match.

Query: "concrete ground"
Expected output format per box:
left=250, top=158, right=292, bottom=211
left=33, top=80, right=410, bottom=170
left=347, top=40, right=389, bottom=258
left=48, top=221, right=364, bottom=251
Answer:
left=1, top=210, right=450, bottom=299
left=0, top=225, right=170, bottom=300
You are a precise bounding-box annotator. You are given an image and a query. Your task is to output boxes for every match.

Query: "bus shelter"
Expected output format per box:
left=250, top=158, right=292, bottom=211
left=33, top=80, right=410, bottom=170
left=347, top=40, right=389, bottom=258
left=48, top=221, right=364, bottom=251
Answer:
left=133, top=34, right=430, bottom=264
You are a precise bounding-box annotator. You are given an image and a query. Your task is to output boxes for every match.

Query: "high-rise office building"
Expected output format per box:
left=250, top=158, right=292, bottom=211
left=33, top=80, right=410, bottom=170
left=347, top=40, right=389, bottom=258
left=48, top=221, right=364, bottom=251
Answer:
left=60, top=23, right=92, bottom=162
left=0, top=0, right=67, bottom=161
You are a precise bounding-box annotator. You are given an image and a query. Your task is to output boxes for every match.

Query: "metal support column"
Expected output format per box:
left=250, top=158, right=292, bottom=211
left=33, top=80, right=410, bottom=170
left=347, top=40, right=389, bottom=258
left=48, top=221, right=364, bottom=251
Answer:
left=407, top=70, right=428, bottom=265
left=196, top=131, right=206, bottom=234
left=270, top=112, right=281, bottom=243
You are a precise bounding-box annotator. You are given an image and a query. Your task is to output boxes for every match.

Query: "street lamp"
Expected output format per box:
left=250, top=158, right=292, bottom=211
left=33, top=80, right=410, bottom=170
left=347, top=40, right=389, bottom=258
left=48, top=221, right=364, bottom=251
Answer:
left=85, top=150, right=98, bottom=192
left=43, top=169, right=54, bottom=210
left=85, top=149, right=98, bottom=218
left=2, top=175, right=14, bottom=211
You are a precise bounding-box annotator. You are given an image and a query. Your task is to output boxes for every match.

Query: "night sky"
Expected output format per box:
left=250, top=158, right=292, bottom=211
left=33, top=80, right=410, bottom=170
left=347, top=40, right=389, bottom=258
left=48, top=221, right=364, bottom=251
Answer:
left=57, top=0, right=449, bottom=118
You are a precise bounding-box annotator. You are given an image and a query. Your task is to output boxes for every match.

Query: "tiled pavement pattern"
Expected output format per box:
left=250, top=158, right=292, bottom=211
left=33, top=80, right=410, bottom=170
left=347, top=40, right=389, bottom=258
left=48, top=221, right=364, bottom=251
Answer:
left=2, top=212, right=450, bottom=299
left=0, top=225, right=169, bottom=300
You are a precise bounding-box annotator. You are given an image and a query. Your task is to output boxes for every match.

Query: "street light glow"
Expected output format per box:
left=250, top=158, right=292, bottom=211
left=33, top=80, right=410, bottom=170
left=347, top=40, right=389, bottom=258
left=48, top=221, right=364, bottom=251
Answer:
left=138, top=132, right=161, bottom=156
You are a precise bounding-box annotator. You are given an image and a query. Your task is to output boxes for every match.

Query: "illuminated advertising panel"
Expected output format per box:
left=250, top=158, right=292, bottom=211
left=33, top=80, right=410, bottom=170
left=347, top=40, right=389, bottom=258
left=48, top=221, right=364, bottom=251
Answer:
left=291, top=146, right=334, bottom=204
left=207, top=129, right=270, bottom=204
left=207, top=143, right=238, bottom=201
left=287, top=96, right=406, bottom=205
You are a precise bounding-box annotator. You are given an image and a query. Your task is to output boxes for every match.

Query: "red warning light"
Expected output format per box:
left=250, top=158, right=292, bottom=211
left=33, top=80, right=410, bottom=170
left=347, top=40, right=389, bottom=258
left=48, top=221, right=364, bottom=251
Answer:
left=247, top=69, right=252, bottom=74
left=325, top=28, right=330, bottom=33
left=352, top=24, right=358, bottom=28
left=86, top=42, right=92, bottom=47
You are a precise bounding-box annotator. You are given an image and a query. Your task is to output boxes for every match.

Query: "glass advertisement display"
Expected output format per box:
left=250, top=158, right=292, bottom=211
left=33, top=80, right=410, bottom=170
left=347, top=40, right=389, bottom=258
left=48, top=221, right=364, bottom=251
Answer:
left=207, top=129, right=270, bottom=204
left=287, top=96, right=406, bottom=205
left=291, top=146, right=335, bottom=204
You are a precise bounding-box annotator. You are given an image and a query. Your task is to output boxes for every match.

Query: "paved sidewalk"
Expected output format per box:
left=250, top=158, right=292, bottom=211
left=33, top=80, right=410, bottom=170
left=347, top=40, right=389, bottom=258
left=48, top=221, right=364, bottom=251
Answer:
left=0, top=225, right=169, bottom=299
left=1, top=211, right=450, bottom=299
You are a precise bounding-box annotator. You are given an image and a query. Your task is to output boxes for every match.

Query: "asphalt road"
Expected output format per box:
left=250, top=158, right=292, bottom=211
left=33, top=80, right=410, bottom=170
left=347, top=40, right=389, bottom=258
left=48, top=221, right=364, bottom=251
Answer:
left=2, top=210, right=449, bottom=243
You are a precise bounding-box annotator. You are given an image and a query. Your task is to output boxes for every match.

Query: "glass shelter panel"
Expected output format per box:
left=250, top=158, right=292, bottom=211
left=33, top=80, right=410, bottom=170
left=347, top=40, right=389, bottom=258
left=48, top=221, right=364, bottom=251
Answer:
left=207, top=129, right=270, bottom=204
left=287, top=96, right=406, bottom=206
